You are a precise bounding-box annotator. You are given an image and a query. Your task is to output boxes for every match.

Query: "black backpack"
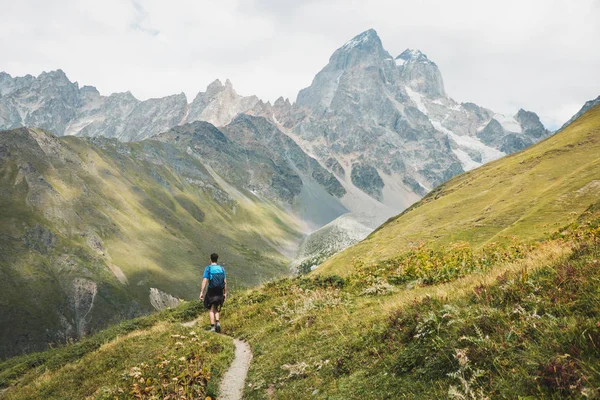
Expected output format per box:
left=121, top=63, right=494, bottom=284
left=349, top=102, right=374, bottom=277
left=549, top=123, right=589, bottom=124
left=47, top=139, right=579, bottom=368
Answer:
left=208, top=265, right=226, bottom=289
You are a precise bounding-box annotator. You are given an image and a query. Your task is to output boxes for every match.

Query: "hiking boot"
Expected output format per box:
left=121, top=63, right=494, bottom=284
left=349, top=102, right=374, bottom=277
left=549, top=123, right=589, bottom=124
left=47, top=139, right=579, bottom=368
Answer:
left=215, top=321, right=221, bottom=333
left=209, top=326, right=216, bottom=332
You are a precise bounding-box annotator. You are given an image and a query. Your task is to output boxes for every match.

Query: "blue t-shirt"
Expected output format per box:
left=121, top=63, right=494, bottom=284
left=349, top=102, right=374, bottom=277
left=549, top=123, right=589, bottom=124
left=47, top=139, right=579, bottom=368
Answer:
left=203, top=264, right=226, bottom=282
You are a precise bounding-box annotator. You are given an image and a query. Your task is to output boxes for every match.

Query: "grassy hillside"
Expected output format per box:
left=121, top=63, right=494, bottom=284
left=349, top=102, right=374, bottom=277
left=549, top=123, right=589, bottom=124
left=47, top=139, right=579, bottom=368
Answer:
left=319, top=104, right=600, bottom=276
left=0, top=128, right=303, bottom=358
left=0, top=303, right=234, bottom=399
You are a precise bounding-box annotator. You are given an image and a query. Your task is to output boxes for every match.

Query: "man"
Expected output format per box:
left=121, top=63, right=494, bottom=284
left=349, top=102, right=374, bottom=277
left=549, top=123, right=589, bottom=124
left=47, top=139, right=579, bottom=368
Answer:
left=199, top=253, right=227, bottom=332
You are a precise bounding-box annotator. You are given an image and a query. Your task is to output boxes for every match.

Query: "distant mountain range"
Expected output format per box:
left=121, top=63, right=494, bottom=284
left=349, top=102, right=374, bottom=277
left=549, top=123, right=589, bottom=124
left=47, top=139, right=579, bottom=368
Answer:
left=0, top=29, right=551, bottom=198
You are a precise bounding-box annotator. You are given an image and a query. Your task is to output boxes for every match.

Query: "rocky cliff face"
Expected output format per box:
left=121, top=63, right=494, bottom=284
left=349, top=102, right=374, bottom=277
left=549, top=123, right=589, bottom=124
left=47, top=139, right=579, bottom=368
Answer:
left=396, top=48, right=446, bottom=98
left=149, top=288, right=181, bottom=311
left=186, top=79, right=260, bottom=127
left=0, top=70, right=80, bottom=135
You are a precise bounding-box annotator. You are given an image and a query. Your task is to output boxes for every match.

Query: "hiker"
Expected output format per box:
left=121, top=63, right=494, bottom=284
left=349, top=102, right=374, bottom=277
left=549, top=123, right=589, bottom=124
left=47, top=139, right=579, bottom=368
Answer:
left=199, top=253, right=227, bottom=332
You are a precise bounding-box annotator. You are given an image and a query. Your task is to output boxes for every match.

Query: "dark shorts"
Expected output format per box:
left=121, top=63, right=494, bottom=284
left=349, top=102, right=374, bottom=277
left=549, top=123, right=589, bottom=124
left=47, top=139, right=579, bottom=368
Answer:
left=203, top=287, right=224, bottom=311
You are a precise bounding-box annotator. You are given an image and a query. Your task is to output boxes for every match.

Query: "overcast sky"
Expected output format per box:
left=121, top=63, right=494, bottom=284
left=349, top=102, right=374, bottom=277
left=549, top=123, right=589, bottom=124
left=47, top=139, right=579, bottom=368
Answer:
left=2, top=0, right=599, bottom=129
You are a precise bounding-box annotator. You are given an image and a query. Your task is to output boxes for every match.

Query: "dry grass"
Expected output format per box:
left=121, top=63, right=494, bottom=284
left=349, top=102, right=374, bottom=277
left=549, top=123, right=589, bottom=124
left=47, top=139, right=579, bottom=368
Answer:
left=378, top=239, right=572, bottom=314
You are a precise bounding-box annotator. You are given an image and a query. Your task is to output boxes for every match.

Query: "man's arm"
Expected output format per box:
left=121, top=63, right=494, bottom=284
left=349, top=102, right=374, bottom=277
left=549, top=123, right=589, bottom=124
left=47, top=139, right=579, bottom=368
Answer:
left=199, top=278, right=208, bottom=300
left=223, top=278, right=228, bottom=299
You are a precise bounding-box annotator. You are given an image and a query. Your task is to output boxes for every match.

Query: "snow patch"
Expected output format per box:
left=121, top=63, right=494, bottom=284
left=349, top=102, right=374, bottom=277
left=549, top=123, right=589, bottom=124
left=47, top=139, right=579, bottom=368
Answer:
left=430, top=120, right=505, bottom=170
left=416, top=179, right=432, bottom=192
left=452, top=148, right=482, bottom=171
left=447, top=131, right=505, bottom=164
left=430, top=120, right=453, bottom=136
left=405, top=86, right=428, bottom=115
left=272, top=113, right=281, bottom=125
left=493, top=113, right=522, bottom=133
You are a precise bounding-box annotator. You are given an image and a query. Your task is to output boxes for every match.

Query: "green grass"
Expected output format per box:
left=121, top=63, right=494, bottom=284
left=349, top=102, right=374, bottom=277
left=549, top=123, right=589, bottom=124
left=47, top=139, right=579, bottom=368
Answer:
left=318, top=104, right=600, bottom=276
left=0, top=301, right=234, bottom=399
left=5, top=226, right=594, bottom=399
left=0, top=302, right=203, bottom=388
left=214, top=215, right=600, bottom=399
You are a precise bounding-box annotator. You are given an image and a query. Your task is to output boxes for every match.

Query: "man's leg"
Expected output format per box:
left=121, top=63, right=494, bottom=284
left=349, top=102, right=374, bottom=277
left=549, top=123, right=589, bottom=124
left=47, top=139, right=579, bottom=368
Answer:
left=209, top=304, right=216, bottom=325
left=214, top=304, right=221, bottom=332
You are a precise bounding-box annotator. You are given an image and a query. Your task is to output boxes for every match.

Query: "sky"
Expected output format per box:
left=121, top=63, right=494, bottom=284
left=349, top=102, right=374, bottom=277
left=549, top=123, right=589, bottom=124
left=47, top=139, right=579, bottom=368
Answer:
left=1, top=0, right=599, bottom=130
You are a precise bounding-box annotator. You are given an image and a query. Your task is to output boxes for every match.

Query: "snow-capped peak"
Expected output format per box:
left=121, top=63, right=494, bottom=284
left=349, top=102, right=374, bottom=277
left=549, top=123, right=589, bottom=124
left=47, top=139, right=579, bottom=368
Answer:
left=341, top=29, right=380, bottom=50
left=395, top=49, right=431, bottom=65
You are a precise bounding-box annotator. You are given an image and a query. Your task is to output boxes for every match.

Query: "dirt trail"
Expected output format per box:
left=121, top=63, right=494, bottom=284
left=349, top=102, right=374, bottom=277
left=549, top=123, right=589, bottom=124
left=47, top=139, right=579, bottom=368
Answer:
left=182, top=318, right=252, bottom=400
left=218, top=339, right=253, bottom=400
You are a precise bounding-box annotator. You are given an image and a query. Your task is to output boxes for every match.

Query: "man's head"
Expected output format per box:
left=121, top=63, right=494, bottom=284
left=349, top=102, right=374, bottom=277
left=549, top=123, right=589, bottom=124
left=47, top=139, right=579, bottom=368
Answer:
left=210, top=253, right=219, bottom=263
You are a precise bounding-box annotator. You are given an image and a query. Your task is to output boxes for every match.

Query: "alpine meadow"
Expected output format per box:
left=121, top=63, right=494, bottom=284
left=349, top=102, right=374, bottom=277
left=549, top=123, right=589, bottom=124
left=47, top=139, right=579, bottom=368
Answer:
left=1, top=7, right=600, bottom=399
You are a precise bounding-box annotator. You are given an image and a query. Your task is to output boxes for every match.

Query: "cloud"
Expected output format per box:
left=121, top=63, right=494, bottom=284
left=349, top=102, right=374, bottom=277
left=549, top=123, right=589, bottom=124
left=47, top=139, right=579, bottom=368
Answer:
left=1, top=0, right=599, bottom=129
left=130, top=1, right=161, bottom=36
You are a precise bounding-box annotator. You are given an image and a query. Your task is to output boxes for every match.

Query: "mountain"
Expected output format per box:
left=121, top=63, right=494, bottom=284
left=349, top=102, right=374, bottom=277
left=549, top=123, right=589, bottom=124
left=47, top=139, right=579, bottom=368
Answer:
left=3, top=105, right=600, bottom=399
left=0, top=124, right=313, bottom=358
left=0, top=71, right=259, bottom=141
left=249, top=29, right=552, bottom=266
left=0, top=97, right=357, bottom=357
left=187, top=79, right=260, bottom=127
left=290, top=213, right=373, bottom=273
left=156, top=115, right=348, bottom=229
left=0, top=30, right=551, bottom=197
left=266, top=29, right=550, bottom=195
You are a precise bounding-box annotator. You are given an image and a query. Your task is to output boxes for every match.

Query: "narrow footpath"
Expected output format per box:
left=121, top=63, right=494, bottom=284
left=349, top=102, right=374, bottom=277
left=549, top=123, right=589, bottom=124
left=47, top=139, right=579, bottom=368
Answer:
left=182, top=318, right=253, bottom=400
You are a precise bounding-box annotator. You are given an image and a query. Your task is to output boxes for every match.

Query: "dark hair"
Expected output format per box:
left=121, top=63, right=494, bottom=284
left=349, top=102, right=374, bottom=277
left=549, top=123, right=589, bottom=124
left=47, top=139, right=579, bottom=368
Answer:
left=210, top=253, right=219, bottom=263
